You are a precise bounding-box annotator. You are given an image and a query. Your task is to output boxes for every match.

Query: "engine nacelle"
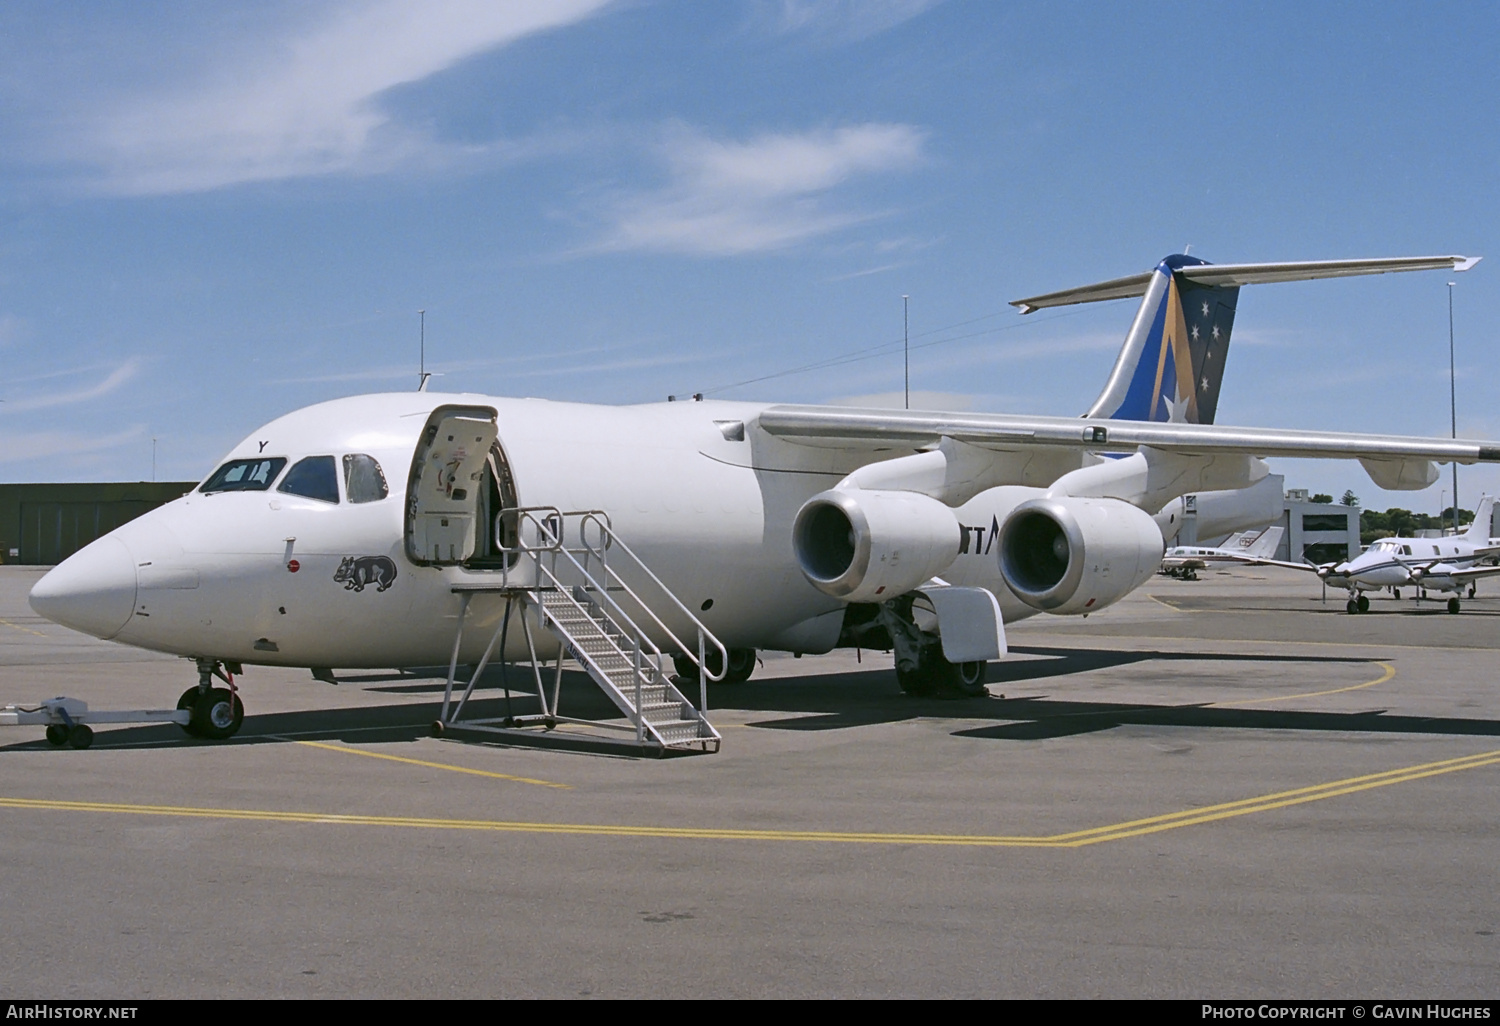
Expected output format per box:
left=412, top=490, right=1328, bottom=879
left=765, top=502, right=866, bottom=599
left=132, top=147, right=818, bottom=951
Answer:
left=793, top=489, right=961, bottom=603
left=998, top=497, right=1164, bottom=615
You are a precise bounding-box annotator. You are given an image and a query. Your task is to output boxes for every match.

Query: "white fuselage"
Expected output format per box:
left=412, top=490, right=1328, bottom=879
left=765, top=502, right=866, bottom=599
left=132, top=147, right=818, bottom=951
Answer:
left=1330, top=536, right=1492, bottom=594
left=31, top=392, right=1056, bottom=670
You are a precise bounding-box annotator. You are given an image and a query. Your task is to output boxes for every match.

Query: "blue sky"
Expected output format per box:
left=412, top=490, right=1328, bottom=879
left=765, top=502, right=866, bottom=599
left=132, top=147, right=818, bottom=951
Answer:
left=2, top=0, right=1498, bottom=514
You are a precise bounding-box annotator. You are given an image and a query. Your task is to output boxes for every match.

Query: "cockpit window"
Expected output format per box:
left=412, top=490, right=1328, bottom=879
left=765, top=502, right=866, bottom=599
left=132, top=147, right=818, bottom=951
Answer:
left=201, top=457, right=287, bottom=493
left=277, top=456, right=340, bottom=503
left=343, top=454, right=389, bottom=504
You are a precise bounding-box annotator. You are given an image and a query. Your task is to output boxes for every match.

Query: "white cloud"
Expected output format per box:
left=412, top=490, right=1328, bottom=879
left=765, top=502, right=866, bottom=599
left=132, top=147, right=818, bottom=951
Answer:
left=86, top=0, right=614, bottom=194
left=0, top=314, right=22, bottom=348
left=592, top=123, right=928, bottom=255
left=0, top=426, right=146, bottom=463
left=771, top=0, right=946, bottom=41
left=1, top=360, right=140, bottom=412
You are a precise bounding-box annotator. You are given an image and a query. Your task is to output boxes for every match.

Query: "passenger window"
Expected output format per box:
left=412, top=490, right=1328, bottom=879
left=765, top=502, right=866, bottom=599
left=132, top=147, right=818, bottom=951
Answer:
left=343, top=454, right=389, bottom=504
left=201, top=457, right=287, bottom=493
left=277, top=456, right=340, bottom=503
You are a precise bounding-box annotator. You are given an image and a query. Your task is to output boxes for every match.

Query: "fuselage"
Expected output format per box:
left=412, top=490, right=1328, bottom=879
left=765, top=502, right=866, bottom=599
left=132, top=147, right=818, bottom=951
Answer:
left=30, top=392, right=1053, bottom=669
left=1330, top=535, right=1492, bottom=594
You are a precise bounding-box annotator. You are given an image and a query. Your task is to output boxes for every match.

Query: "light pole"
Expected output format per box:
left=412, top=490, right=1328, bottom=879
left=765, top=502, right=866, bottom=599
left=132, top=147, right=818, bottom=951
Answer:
left=1448, top=281, right=1458, bottom=533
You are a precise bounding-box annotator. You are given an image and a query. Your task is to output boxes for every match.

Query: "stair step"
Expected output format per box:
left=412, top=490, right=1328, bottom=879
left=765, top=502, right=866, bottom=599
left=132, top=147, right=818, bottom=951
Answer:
left=523, top=556, right=720, bottom=747
left=652, top=719, right=708, bottom=742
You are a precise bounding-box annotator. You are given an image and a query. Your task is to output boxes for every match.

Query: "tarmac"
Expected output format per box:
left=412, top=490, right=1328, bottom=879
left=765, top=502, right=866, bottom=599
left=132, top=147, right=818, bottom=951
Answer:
left=1, top=563, right=1497, bottom=998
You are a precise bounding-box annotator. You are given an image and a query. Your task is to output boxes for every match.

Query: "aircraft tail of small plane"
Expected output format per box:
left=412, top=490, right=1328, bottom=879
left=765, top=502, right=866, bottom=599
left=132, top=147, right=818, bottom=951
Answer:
left=1010, top=254, right=1481, bottom=427
left=1224, top=524, right=1285, bottom=559
left=1464, top=494, right=1495, bottom=541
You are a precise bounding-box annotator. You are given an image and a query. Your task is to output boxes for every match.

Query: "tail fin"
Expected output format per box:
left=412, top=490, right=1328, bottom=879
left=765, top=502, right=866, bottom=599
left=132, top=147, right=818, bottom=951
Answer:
left=1081, top=256, right=1238, bottom=425
left=1235, top=525, right=1284, bottom=559
left=1465, top=495, right=1494, bottom=541
left=1009, top=254, right=1481, bottom=427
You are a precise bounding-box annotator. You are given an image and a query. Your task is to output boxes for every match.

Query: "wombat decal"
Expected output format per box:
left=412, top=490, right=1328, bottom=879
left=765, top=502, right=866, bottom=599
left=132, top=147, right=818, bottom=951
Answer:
left=333, top=555, right=398, bottom=593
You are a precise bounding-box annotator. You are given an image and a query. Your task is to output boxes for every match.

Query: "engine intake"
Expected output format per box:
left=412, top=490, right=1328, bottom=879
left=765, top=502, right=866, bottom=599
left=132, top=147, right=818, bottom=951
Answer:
left=999, top=497, right=1163, bottom=614
left=793, top=489, right=961, bottom=603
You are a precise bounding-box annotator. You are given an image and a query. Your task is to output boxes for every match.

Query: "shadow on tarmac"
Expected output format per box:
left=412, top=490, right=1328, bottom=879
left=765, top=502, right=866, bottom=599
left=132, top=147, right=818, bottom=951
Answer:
left=5, top=644, right=1495, bottom=754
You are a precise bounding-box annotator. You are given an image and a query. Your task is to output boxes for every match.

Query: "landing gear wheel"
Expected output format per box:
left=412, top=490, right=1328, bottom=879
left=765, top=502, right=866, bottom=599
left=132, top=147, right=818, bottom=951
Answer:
left=1346, top=598, right=1358, bottom=615
left=895, top=660, right=937, bottom=696
left=44, top=724, right=68, bottom=746
left=193, top=688, right=243, bottom=740
left=723, top=648, right=756, bottom=684
left=1469, top=586, right=1477, bottom=599
left=951, top=660, right=989, bottom=698
left=1356, top=594, right=1370, bottom=614
left=1393, top=589, right=1401, bottom=600
left=898, top=651, right=987, bottom=699
left=1448, top=597, right=1461, bottom=614
left=672, top=647, right=756, bottom=684
left=176, top=687, right=204, bottom=737
left=67, top=724, right=93, bottom=750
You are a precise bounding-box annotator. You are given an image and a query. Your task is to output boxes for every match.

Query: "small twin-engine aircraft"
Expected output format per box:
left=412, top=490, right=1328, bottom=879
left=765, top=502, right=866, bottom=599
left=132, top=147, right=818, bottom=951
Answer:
left=29, top=253, right=1494, bottom=750
left=1160, top=526, right=1285, bottom=580
left=1248, top=496, right=1500, bottom=614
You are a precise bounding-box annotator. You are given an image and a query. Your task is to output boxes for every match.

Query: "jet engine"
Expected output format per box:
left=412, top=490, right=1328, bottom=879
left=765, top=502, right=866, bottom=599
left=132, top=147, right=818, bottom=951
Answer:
left=793, top=489, right=961, bottom=603
left=999, top=497, right=1164, bottom=615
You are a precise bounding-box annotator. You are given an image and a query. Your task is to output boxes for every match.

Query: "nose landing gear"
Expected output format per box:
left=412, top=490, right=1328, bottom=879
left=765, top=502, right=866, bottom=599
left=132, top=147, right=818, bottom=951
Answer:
left=177, top=659, right=245, bottom=740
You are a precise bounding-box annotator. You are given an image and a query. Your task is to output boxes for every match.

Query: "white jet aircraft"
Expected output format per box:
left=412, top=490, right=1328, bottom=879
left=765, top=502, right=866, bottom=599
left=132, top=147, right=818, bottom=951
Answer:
left=1160, top=525, right=1285, bottom=579
left=28, top=253, right=1493, bottom=751
left=1246, top=496, right=1500, bottom=614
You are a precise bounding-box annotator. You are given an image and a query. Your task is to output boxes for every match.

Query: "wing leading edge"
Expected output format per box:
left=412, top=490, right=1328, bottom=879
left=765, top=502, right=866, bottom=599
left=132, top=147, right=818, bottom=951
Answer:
left=757, top=405, right=1500, bottom=466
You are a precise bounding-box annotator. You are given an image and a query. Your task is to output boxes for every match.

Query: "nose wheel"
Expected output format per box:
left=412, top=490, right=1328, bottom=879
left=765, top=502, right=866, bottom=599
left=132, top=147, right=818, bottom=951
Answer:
left=177, top=660, right=246, bottom=740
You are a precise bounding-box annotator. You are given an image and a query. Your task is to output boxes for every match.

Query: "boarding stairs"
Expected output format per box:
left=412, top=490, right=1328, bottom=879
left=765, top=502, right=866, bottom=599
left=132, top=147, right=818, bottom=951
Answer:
left=437, top=508, right=724, bottom=753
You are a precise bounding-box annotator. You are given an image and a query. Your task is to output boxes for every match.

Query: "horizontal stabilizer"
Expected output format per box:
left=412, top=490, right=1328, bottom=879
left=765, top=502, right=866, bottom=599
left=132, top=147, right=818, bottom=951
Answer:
left=1011, top=255, right=1480, bottom=313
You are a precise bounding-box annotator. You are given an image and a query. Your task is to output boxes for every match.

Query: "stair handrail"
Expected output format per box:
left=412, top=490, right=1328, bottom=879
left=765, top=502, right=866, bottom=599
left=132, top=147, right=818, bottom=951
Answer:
left=505, top=508, right=677, bottom=685
left=497, top=507, right=728, bottom=685
left=575, top=511, right=728, bottom=684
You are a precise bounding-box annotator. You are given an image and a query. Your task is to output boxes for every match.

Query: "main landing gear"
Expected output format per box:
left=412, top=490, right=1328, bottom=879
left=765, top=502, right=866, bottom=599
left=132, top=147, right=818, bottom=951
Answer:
left=878, top=595, right=988, bottom=699
left=177, top=658, right=245, bottom=740
left=673, top=647, right=757, bottom=684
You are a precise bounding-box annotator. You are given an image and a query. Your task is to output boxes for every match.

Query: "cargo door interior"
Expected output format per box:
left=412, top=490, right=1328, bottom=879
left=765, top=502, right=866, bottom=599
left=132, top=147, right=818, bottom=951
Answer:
left=406, top=407, right=499, bottom=565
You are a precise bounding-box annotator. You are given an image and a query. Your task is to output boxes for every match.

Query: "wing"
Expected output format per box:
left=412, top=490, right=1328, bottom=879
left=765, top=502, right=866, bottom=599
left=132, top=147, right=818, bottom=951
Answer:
left=757, top=405, right=1500, bottom=465
left=1448, top=564, right=1500, bottom=582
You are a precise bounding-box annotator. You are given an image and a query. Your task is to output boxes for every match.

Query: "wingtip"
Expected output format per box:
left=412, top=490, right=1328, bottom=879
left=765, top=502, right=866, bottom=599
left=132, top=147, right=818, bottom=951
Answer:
left=1455, top=256, right=1482, bottom=272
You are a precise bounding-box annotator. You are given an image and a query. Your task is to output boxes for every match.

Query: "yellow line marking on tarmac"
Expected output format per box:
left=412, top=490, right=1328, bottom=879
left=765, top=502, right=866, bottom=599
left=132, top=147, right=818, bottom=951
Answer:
left=5, top=748, right=1497, bottom=848
left=286, top=739, right=571, bottom=790
left=1214, top=661, right=1396, bottom=708
left=0, top=618, right=47, bottom=637
left=1011, top=630, right=1500, bottom=654
left=1144, top=594, right=1188, bottom=612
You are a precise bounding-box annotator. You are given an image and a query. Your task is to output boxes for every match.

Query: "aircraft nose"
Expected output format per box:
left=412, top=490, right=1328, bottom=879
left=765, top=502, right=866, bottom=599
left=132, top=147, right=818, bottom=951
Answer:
left=29, top=535, right=137, bottom=640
